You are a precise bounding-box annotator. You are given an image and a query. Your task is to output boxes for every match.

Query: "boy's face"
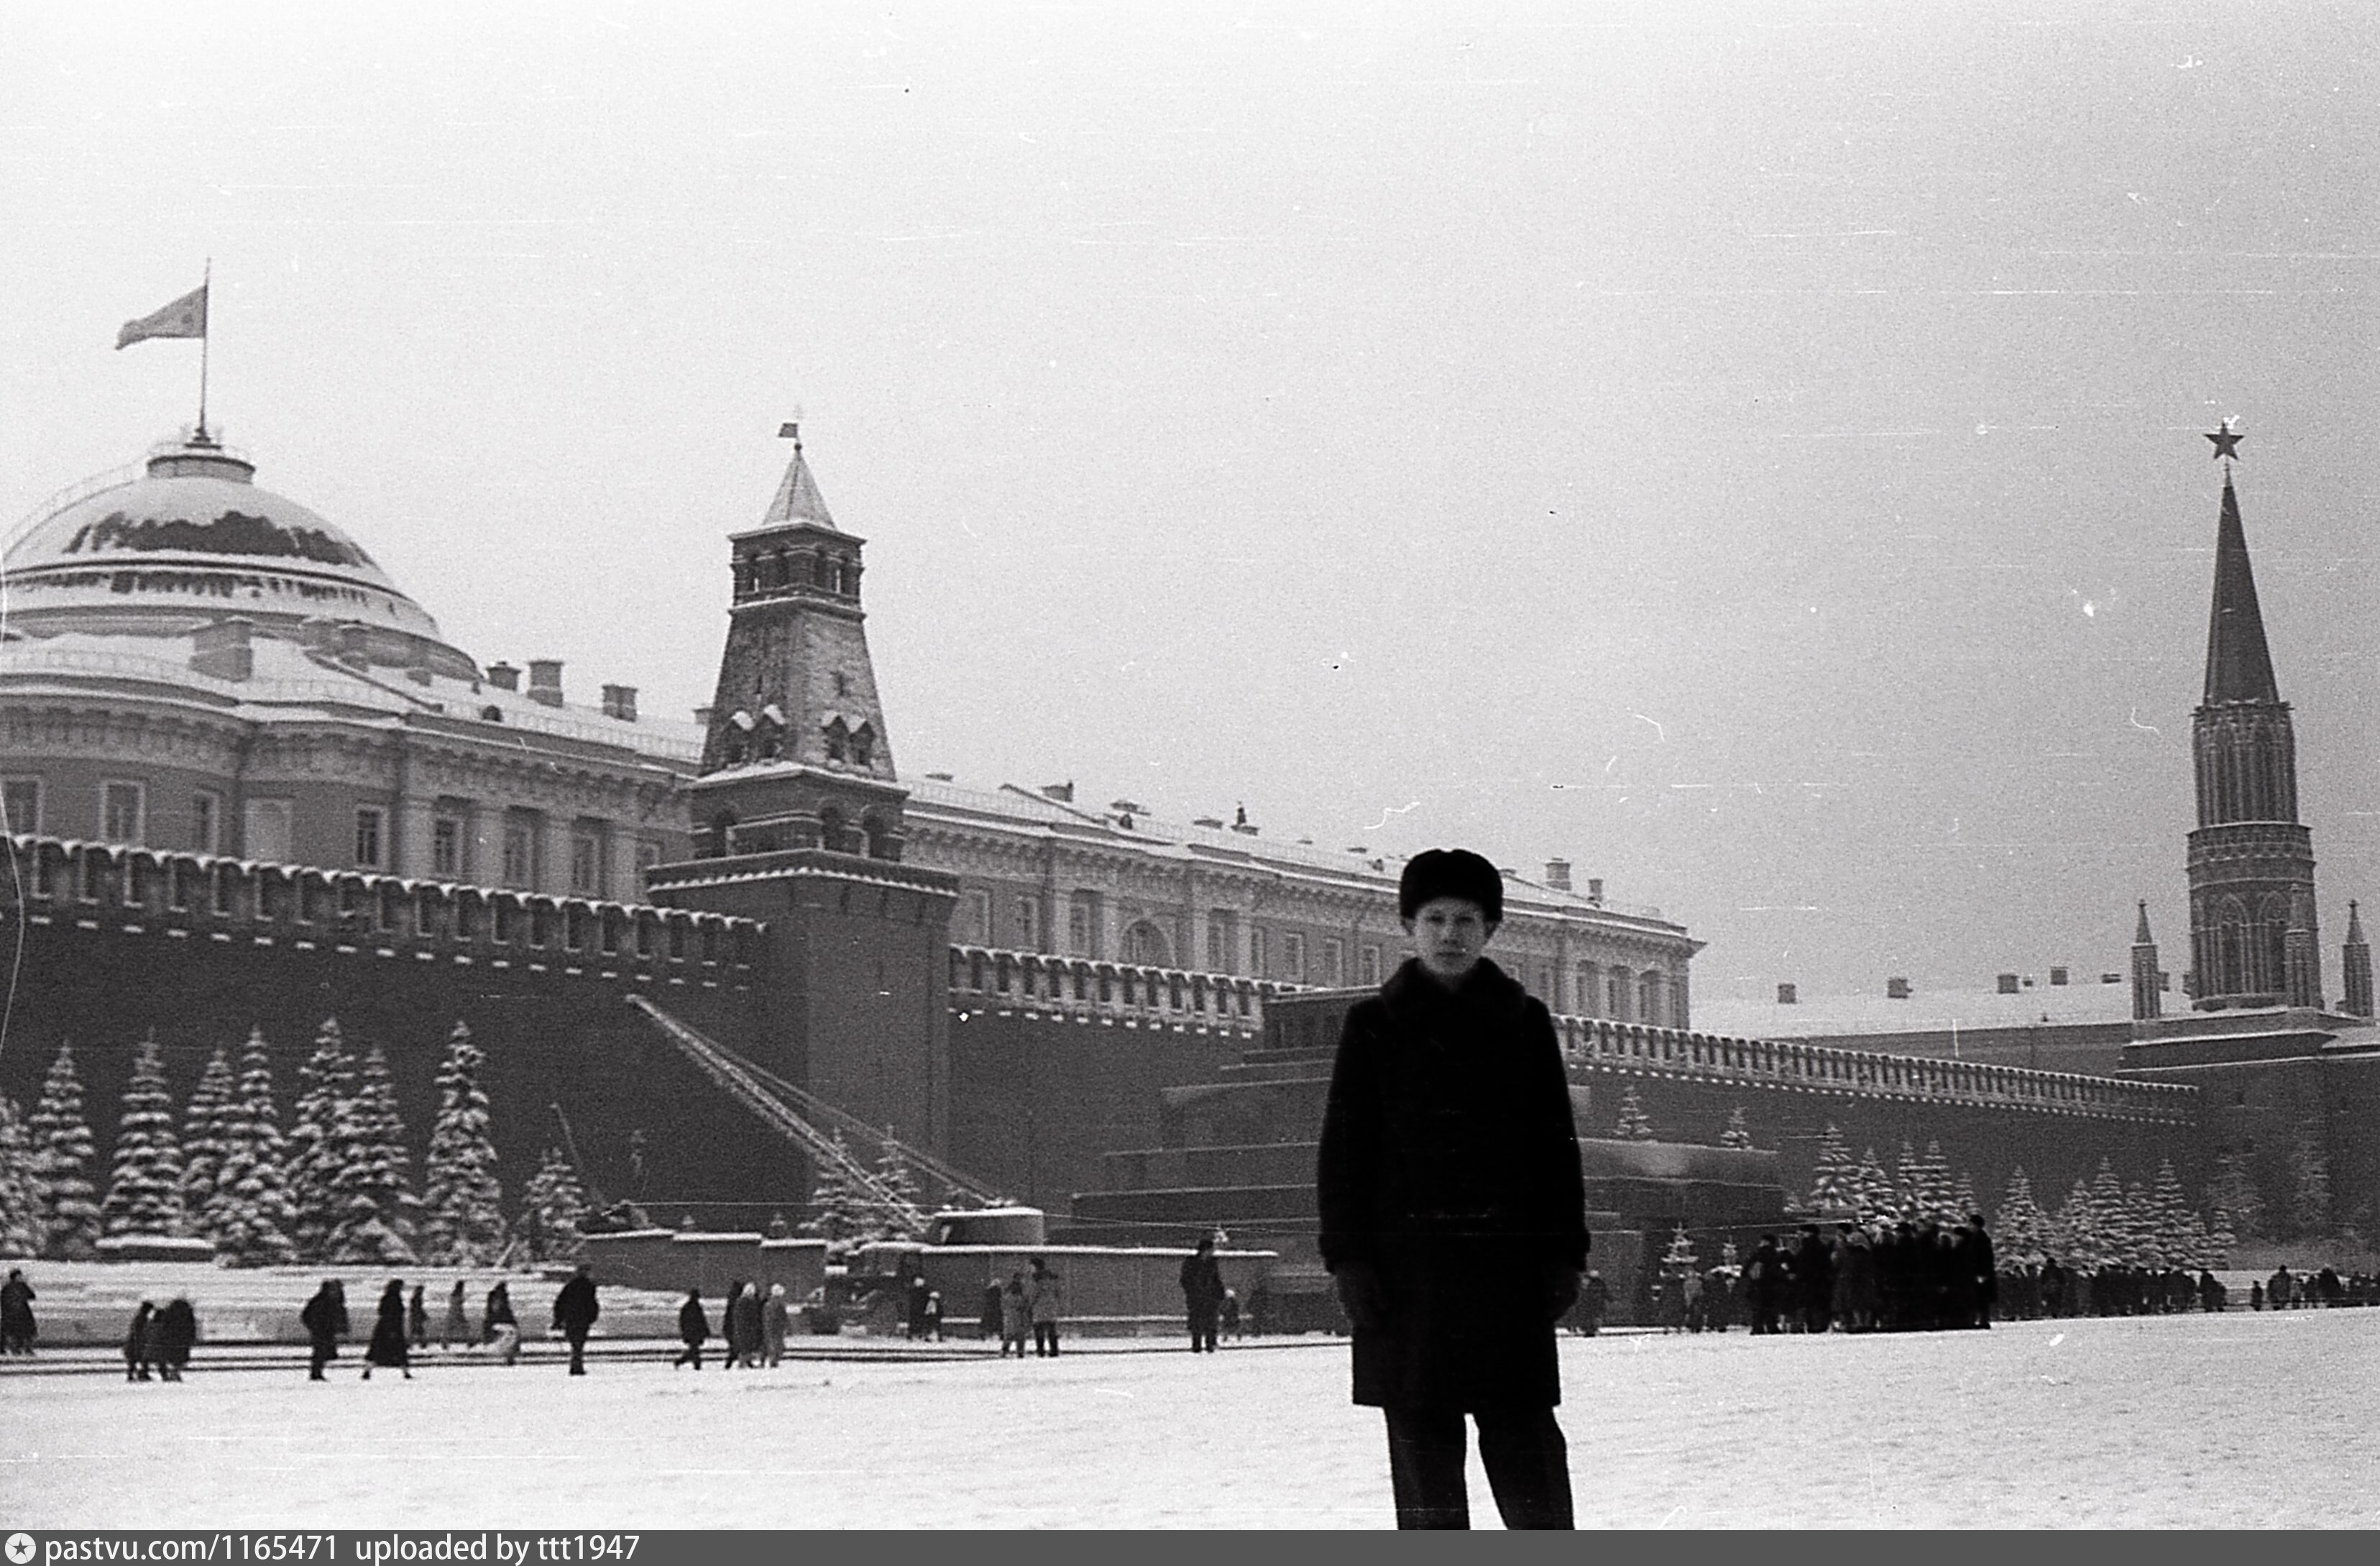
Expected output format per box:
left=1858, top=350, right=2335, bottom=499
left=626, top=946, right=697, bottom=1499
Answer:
left=1403, top=896, right=1496, bottom=981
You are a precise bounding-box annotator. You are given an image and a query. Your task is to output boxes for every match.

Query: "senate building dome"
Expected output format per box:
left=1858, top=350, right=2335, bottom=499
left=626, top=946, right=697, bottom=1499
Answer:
left=3, top=431, right=479, bottom=679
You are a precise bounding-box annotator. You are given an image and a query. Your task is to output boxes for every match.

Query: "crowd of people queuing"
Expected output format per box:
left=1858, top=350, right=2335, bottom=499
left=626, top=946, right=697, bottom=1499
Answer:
left=1645, top=1218, right=2380, bottom=1333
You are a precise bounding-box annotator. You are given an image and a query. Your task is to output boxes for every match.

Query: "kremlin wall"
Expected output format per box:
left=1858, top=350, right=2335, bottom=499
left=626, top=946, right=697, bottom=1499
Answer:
left=4, top=418, right=2376, bottom=1289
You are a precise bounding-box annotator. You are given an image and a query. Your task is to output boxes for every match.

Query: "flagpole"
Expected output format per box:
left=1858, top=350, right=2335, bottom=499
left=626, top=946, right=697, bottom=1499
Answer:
left=195, top=259, right=213, bottom=441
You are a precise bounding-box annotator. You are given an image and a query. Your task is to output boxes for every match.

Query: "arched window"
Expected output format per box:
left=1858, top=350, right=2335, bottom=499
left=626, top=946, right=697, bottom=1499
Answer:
left=823, top=718, right=849, bottom=764
left=2216, top=897, right=2249, bottom=997
left=850, top=723, right=876, bottom=768
left=1123, top=920, right=1171, bottom=967
left=707, top=810, right=735, bottom=859
left=860, top=811, right=893, bottom=860
left=817, top=805, right=848, bottom=854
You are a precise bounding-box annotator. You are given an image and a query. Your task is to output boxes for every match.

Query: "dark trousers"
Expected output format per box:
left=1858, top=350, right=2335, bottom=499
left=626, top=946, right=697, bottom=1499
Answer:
left=565, top=1329, right=589, bottom=1375
left=674, top=1342, right=704, bottom=1368
left=1033, top=1322, right=1059, bottom=1356
left=1188, top=1306, right=1218, bottom=1352
left=308, top=1341, right=335, bottom=1380
left=1382, top=1405, right=1573, bottom=1530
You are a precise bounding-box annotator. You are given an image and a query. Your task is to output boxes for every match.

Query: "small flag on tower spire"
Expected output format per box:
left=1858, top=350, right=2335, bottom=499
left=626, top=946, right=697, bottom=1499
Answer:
left=116, top=283, right=209, bottom=349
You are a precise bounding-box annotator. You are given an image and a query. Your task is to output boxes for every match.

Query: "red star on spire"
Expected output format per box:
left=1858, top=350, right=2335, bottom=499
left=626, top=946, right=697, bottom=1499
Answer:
left=2205, top=419, right=2243, bottom=461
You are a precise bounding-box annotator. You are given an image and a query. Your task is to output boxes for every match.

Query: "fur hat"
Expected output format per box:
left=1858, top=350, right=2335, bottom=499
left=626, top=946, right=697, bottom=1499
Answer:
left=1397, top=848, right=1503, bottom=924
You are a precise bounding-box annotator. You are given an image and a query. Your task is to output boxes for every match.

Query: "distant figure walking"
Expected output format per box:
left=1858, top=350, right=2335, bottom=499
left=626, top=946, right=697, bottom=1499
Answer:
left=441, top=1280, right=469, bottom=1350
left=674, top=1288, right=710, bottom=1370
left=1222, top=1288, right=1242, bottom=1341
left=301, top=1281, right=349, bottom=1380
left=1, top=1268, right=37, bottom=1356
left=761, top=1283, right=790, bottom=1367
left=407, top=1283, right=429, bottom=1350
left=552, top=1263, right=600, bottom=1376
left=1180, top=1233, right=1227, bottom=1352
left=152, top=1297, right=197, bottom=1381
left=1028, top=1258, right=1064, bottom=1357
left=362, top=1280, right=412, bottom=1380
left=731, top=1281, right=763, bottom=1368
left=980, top=1281, right=1003, bottom=1342
left=922, top=1290, right=943, bottom=1342
left=999, top=1273, right=1029, bottom=1357
left=123, top=1301, right=155, bottom=1383
left=482, top=1281, right=517, bottom=1345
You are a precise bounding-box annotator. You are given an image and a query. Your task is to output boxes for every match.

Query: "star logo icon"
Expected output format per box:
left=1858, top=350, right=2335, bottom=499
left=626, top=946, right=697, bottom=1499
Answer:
left=2205, top=419, right=2243, bottom=460
left=6, top=1532, right=36, bottom=1564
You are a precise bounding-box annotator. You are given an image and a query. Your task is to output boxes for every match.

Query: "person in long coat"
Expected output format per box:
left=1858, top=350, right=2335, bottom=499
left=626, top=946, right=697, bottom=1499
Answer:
left=1, top=1268, right=36, bottom=1356
left=482, top=1281, right=517, bottom=1344
left=729, top=1281, right=762, bottom=1368
left=1026, top=1259, right=1064, bottom=1357
left=1317, top=849, right=1587, bottom=1531
left=441, top=1280, right=469, bottom=1350
left=362, top=1279, right=412, bottom=1379
left=760, top=1283, right=790, bottom=1366
left=551, top=1263, right=600, bottom=1376
left=123, top=1301, right=155, bottom=1383
left=1180, top=1233, right=1228, bottom=1352
left=152, top=1297, right=197, bottom=1380
left=674, top=1288, right=710, bottom=1370
left=300, top=1280, right=349, bottom=1380
left=407, top=1283, right=429, bottom=1350
left=998, top=1273, right=1030, bottom=1357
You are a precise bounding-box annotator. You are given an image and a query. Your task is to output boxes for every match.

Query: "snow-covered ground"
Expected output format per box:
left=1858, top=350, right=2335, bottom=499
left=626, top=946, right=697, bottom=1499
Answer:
left=7, top=1311, right=2374, bottom=1529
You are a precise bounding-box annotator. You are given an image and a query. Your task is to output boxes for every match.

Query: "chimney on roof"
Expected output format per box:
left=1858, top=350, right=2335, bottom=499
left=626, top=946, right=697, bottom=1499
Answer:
left=1777, top=982, right=1798, bottom=1004
left=694, top=705, right=713, bottom=728
left=1996, top=972, right=2021, bottom=994
left=1886, top=976, right=1911, bottom=1000
left=1586, top=877, right=1604, bottom=905
left=189, top=618, right=254, bottom=682
left=2049, top=966, right=2068, bottom=986
left=527, top=659, right=564, bottom=708
left=1544, top=858, right=1573, bottom=892
left=1040, top=782, right=1075, bottom=803
left=486, top=662, right=520, bottom=692
left=600, top=684, right=639, bottom=723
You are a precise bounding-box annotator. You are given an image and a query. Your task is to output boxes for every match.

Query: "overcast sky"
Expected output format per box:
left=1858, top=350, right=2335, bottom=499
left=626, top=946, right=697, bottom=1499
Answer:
left=5, top=1, right=2376, bottom=1013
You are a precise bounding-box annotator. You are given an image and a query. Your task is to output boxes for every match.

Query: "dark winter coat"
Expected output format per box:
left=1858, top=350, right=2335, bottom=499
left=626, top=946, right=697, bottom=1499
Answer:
left=1180, top=1250, right=1226, bottom=1313
left=678, top=1296, right=712, bottom=1347
left=1, top=1276, right=35, bottom=1342
left=482, top=1283, right=517, bottom=1342
left=1317, top=956, right=1589, bottom=1410
left=553, top=1273, right=600, bottom=1337
left=123, top=1302, right=155, bottom=1369
left=152, top=1299, right=197, bottom=1367
left=365, top=1284, right=410, bottom=1368
left=727, top=1286, right=761, bottom=1355
left=300, top=1284, right=349, bottom=1350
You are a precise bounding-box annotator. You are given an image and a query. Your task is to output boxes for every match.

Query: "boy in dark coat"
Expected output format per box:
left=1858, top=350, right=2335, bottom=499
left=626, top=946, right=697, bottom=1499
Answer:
left=1180, top=1233, right=1227, bottom=1352
left=1, top=1268, right=36, bottom=1355
left=674, top=1288, right=710, bottom=1369
left=552, top=1263, right=600, bottom=1375
left=1318, top=849, right=1587, bottom=1530
left=152, top=1297, right=197, bottom=1380
left=123, top=1301, right=155, bottom=1382
left=362, top=1279, right=412, bottom=1380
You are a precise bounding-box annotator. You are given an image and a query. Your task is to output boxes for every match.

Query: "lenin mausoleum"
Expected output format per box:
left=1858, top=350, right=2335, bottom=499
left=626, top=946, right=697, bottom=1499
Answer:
left=3, top=415, right=2373, bottom=1310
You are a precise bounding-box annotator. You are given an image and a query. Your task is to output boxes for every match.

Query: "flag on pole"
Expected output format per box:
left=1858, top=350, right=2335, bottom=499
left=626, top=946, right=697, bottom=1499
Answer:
left=116, top=285, right=208, bottom=349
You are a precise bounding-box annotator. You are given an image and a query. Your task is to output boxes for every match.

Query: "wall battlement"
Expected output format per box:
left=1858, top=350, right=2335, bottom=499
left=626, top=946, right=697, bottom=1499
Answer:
left=946, top=942, right=1300, bottom=1036
left=3, top=833, right=766, bottom=987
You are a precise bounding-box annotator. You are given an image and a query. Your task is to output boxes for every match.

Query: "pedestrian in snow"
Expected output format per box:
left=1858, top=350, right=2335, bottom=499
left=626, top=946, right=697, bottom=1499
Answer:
left=407, top=1283, right=428, bottom=1350
left=552, top=1263, right=600, bottom=1376
left=731, top=1280, right=763, bottom=1368
left=482, top=1281, right=517, bottom=1345
left=1180, top=1232, right=1227, bottom=1352
left=152, top=1297, right=197, bottom=1381
left=362, top=1279, right=412, bottom=1380
left=1317, top=849, right=1588, bottom=1531
left=1, top=1268, right=36, bottom=1355
left=301, top=1280, right=349, bottom=1380
left=922, top=1290, right=943, bottom=1342
left=999, top=1273, right=1029, bottom=1357
left=1221, top=1288, right=1243, bottom=1341
left=761, top=1283, right=790, bottom=1366
left=1027, top=1258, right=1064, bottom=1357
left=1578, top=1271, right=1608, bottom=1337
left=674, top=1288, right=710, bottom=1369
left=979, top=1281, right=1003, bottom=1342
left=441, top=1279, right=469, bottom=1350
left=123, top=1301, right=155, bottom=1383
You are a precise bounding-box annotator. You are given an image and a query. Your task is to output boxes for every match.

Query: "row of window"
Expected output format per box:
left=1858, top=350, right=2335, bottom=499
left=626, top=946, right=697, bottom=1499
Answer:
left=3, top=779, right=662, bottom=896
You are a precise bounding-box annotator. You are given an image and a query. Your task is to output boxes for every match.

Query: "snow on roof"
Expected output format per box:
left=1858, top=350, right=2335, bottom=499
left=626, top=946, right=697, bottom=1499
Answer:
left=1695, top=979, right=2134, bottom=1040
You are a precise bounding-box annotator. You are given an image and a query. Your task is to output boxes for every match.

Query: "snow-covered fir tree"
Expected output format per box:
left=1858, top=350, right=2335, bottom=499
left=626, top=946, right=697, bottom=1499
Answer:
left=1804, top=1123, right=1858, bottom=1213
left=421, top=1023, right=507, bottom=1265
left=2123, top=1181, right=2163, bottom=1267
left=2146, top=1160, right=2192, bottom=1265
left=98, top=1037, right=187, bottom=1239
left=326, top=1040, right=417, bottom=1263
left=2287, top=1119, right=2331, bottom=1237
left=868, top=1143, right=925, bottom=1243
left=210, top=1029, right=298, bottom=1266
left=515, top=1146, right=589, bottom=1263
left=1719, top=1107, right=1756, bottom=1150
left=800, top=1130, right=873, bottom=1260
left=2087, top=1160, right=2132, bottom=1265
left=28, top=1043, right=101, bottom=1258
left=2052, top=1174, right=2103, bottom=1269
left=1990, top=1166, right=2052, bottom=1265
left=177, top=1047, right=238, bottom=1241
left=0, top=1096, right=50, bottom=1257
left=1613, top=1086, right=1655, bottom=1140
left=2204, top=1190, right=2238, bottom=1268
left=1660, top=1224, right=1699, bottom=1273
left=285, top=1020, right=356, bottom=1262
left=1950, top=1171, right=1979, bottom=1222
left=1853, top=1148, right=1897, bottom=1222
left=1915, top=1140, right=1955, bottom=1221
left=2206, top=1148, right=2261, bottom=1241
left=1891, top=1140, right=1924, bottom=1220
